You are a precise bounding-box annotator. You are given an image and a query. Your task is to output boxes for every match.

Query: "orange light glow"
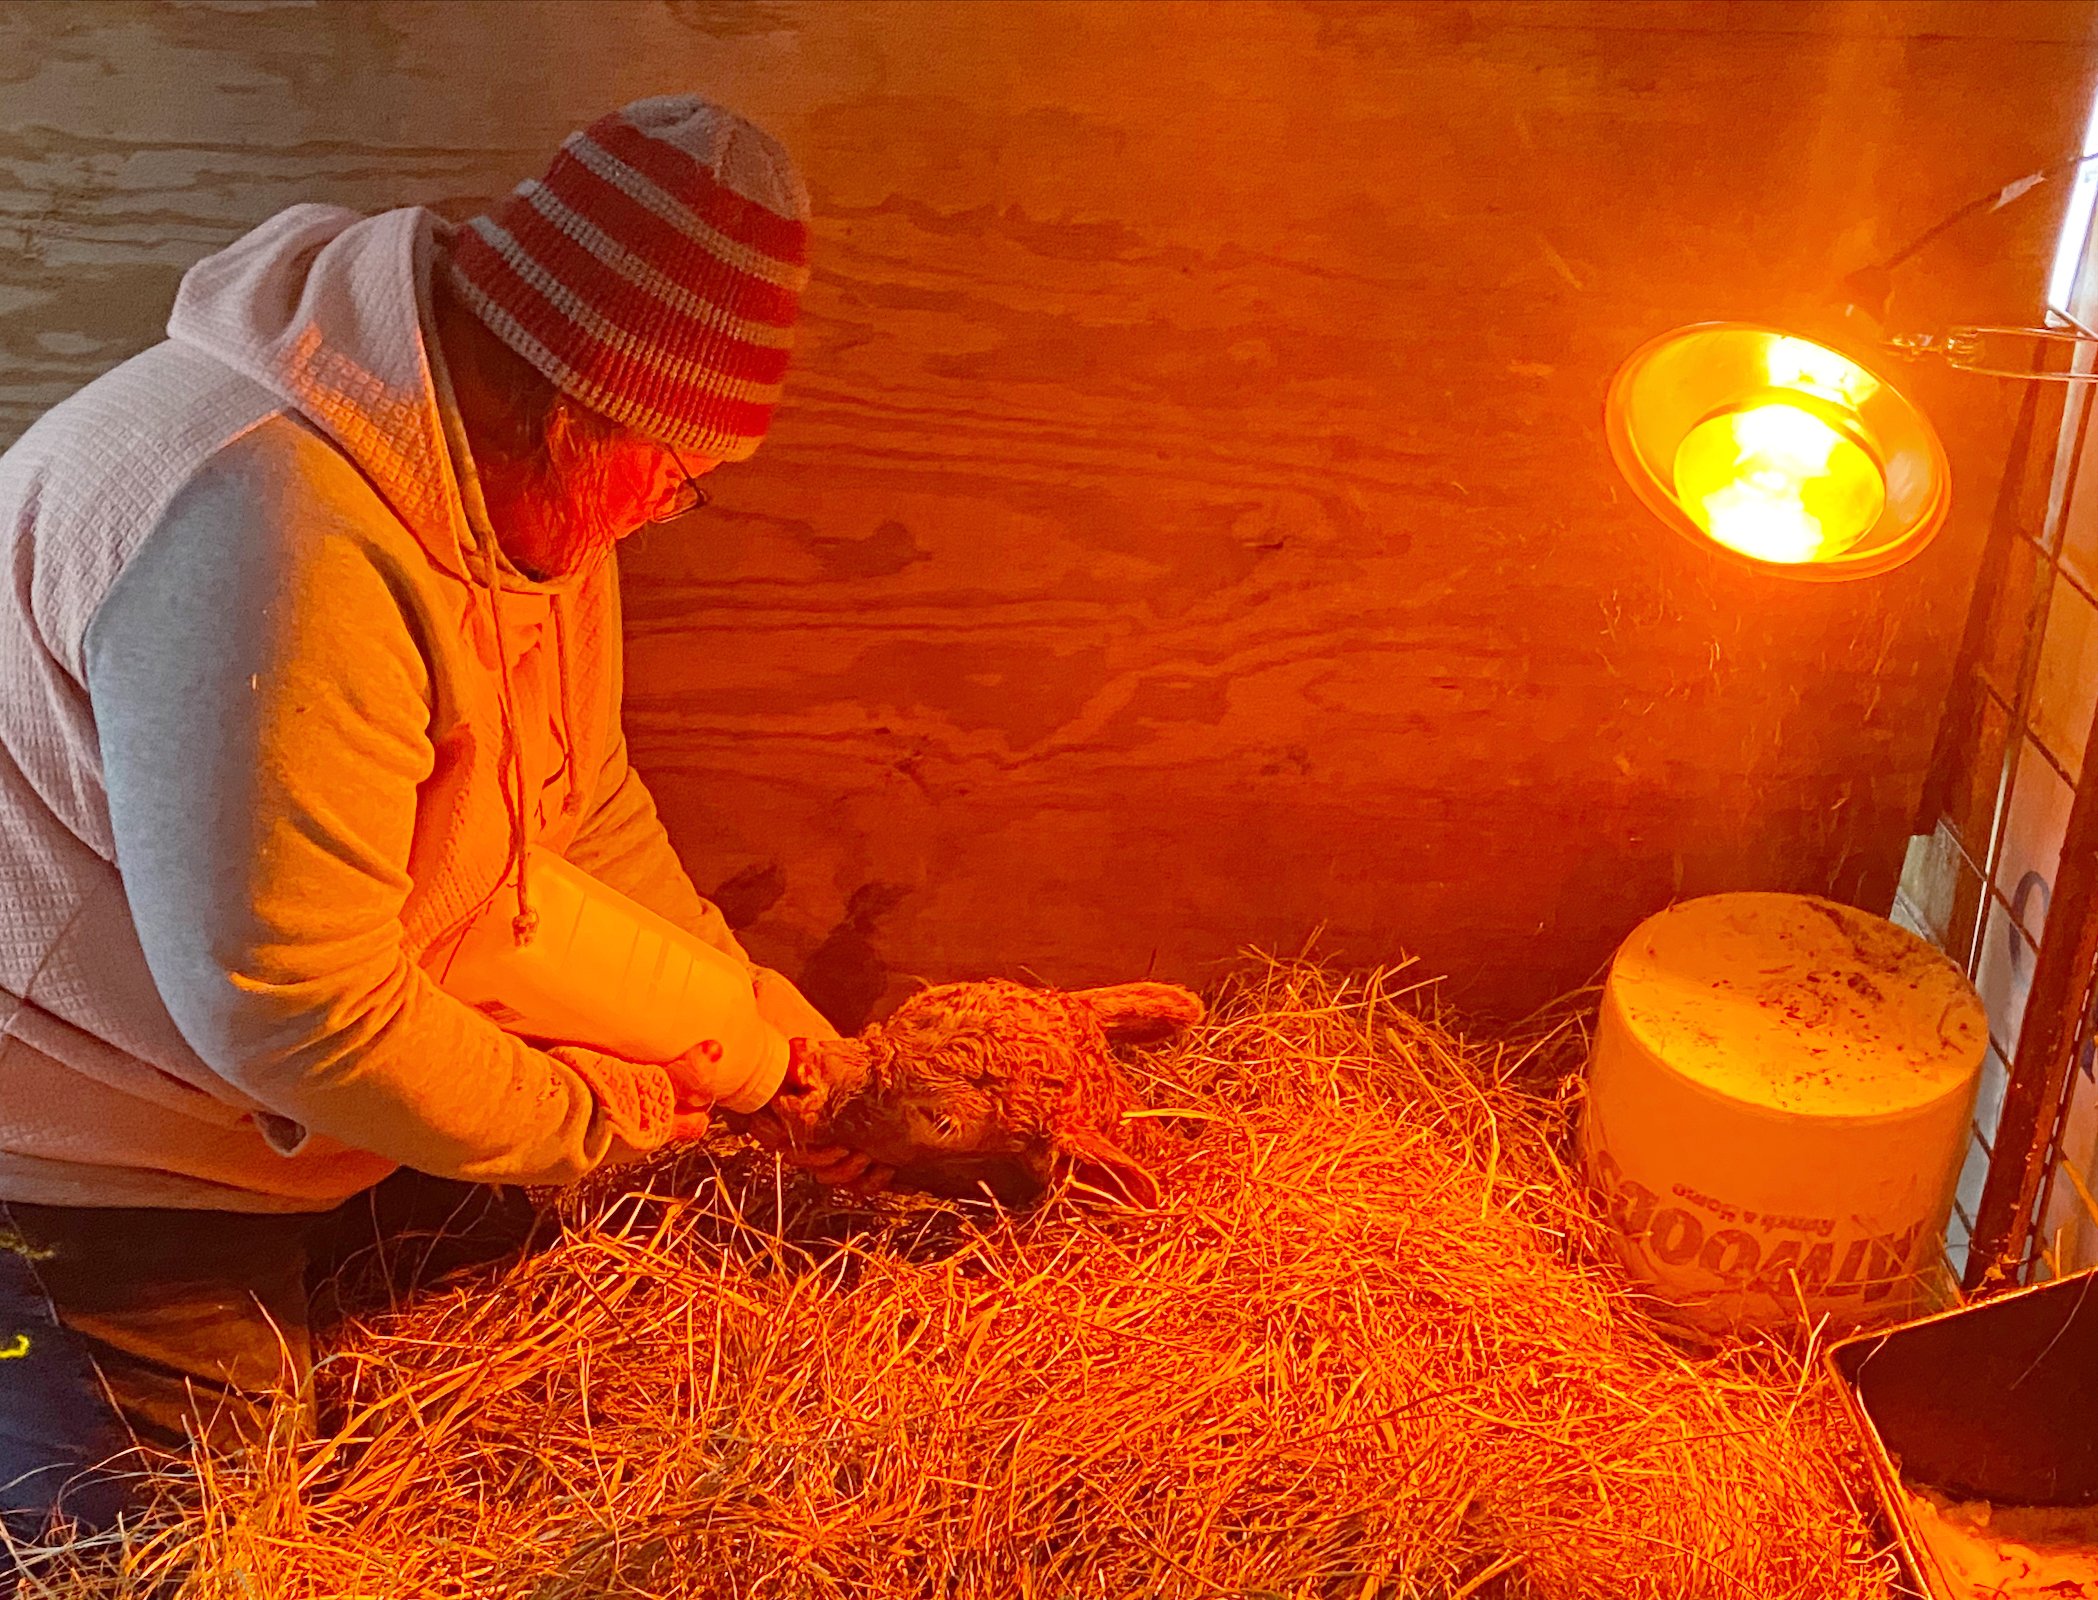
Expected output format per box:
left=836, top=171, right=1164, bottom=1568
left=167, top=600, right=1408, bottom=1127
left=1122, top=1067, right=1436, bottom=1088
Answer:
left=1670, top=401, right=1886, bottom=565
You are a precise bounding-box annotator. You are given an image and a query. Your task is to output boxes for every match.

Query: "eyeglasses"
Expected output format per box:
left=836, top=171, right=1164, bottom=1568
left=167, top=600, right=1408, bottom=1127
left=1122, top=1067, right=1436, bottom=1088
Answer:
left=646, top=446, right=712, bottom=525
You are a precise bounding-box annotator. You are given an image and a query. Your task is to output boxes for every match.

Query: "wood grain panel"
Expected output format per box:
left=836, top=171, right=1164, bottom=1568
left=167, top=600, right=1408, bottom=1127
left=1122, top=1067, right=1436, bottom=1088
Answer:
left=2, top=0, right=2094, bottom=1024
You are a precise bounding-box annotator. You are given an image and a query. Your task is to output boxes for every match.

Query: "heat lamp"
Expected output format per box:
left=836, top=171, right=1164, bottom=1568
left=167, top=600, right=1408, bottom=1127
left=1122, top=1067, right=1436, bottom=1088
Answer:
left=1604, top=323, right=1954, bottom=581
left=1606, top=149, right=2098, bottom=580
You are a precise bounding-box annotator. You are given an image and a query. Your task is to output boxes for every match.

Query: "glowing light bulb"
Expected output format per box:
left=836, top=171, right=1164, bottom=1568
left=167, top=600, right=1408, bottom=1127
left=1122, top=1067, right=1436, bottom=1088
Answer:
left=1764, top=336, right=1881, bottom=408
left=1671, top=401, right=1886, bottom=565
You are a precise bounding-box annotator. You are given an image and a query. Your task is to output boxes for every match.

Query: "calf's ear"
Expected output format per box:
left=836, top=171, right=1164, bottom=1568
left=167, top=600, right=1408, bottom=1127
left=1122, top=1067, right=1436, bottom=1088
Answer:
left=1053, top=1125, right=1163, bottom=1209
left=1072, top=983, right=1205, bottom=1045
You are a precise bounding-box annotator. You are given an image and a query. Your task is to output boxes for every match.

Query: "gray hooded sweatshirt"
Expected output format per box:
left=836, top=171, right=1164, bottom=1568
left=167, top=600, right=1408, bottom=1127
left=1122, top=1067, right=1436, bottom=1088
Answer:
left=0, top=203, right=786, bottom=1212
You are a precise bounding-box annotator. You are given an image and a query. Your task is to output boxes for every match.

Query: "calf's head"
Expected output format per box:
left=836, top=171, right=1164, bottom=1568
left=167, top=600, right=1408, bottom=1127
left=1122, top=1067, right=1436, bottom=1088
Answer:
left=758, top=979, right=1202, bottom=1206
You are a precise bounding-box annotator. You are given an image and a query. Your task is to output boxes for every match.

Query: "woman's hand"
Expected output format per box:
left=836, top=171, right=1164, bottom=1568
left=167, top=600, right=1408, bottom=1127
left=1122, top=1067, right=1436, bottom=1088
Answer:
left=743, top=1112, right=894, bottom=1194
left=740, top=1031, right=895, bottom=1195
left=660, top=1045, right=723, bottom=1143
left=657, top=969, right=834, bottom=1147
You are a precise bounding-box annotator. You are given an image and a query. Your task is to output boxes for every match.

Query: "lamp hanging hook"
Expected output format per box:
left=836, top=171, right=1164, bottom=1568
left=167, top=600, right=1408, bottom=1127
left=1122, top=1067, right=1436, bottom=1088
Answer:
left=1888, top=324, right=2098, bottom=382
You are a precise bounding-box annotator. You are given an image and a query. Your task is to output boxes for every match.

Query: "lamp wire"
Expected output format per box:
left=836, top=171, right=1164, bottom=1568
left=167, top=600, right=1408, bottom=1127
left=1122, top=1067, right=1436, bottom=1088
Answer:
left=1842, top=154, right=2097, bottom=325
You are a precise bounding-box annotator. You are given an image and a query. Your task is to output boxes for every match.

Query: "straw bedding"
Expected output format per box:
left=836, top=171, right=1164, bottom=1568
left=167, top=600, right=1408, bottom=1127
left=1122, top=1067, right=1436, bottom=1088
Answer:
left=35, top=960, right=1895, bottom=1599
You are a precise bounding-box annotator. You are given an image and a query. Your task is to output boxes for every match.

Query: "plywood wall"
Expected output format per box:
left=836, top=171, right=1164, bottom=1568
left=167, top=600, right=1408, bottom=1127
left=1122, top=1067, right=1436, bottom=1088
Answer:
left=2, top=0, right=2094, bottom=1025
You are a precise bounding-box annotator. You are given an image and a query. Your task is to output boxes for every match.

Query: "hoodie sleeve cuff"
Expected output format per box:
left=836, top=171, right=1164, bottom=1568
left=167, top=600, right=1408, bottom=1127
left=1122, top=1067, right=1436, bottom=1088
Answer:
left=547, top=1046, right=677, bottom=1153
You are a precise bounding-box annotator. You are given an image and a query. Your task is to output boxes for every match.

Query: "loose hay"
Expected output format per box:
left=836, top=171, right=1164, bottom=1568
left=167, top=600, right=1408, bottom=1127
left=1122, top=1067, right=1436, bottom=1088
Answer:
left=28, top=960, right=1898, bottom=1599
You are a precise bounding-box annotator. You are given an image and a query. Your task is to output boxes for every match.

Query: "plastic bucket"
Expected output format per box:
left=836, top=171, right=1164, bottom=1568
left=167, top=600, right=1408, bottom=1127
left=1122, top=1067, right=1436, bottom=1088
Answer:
left=1579, top=892, right=1986, bottom=1336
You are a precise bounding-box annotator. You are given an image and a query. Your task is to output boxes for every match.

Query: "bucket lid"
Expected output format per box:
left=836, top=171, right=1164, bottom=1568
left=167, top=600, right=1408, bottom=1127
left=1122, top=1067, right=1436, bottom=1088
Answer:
left=1606, top=892, right=1987, bottom=1118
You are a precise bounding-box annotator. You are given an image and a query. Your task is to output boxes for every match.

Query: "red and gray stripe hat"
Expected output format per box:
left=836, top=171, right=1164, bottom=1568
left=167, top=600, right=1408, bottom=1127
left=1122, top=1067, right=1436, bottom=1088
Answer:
left=444, top=94, right=811, bottom=461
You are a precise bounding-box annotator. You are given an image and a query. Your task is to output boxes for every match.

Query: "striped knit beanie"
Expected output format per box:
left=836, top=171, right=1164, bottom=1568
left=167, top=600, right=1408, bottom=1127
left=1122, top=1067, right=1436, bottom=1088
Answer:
left=444, top=95, right=811, bottom=461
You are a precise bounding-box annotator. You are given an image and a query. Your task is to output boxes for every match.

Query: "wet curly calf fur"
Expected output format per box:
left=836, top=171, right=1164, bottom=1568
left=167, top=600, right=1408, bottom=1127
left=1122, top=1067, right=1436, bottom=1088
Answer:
left=754, top=979, right=1203, bottom=1205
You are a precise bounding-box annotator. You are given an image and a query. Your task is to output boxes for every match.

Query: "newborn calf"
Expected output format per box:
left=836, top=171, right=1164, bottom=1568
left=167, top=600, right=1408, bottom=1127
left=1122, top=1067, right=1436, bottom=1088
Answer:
left=752, top=979, right=1203, bottom=1206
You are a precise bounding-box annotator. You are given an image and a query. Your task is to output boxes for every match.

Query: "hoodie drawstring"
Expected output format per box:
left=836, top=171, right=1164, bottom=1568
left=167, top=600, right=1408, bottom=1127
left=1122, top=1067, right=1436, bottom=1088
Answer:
left=470, top=527, right=539, bottom=946
left=422, top=269, right=541, bottom=949
left=419, top=241, right=583, bottom=952
left=550, top=597, right=581, bottom=817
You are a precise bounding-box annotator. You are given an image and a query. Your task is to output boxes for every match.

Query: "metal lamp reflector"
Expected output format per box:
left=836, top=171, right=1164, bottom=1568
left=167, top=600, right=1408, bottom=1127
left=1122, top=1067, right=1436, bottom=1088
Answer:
left=1606, top=324, right=1950, bottom=580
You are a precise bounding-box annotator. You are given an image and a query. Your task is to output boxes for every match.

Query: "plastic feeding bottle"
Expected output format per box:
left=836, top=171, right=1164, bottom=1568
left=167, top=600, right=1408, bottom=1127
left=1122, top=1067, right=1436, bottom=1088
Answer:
left=425, top=848, right=790, bottom=1113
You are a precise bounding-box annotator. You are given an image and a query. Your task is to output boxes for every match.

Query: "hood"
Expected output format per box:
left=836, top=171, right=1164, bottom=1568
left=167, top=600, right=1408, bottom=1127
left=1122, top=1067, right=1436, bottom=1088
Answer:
left=169, top=204, right=586, bottom=945
left=166, top=203, right=475, bottom=581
